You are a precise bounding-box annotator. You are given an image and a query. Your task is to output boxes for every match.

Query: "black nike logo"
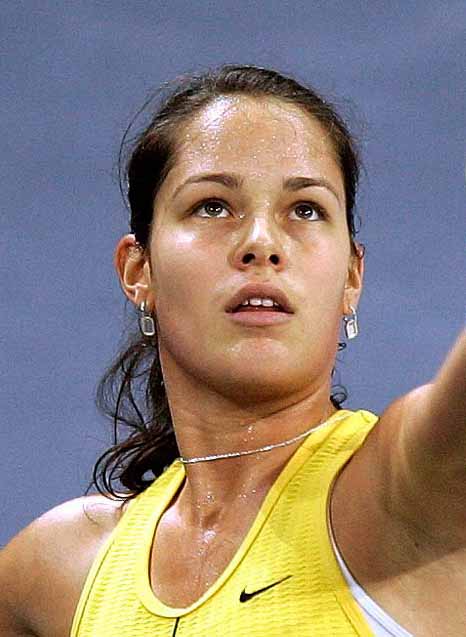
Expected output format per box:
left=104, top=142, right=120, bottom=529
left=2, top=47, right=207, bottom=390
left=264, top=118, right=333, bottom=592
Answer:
left=239, top=574, right=292, bottom=602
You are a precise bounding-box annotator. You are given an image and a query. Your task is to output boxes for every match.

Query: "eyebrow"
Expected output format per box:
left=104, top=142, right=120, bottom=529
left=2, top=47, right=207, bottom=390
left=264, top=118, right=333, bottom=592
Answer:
left=172, top=172, right=342, bottom=204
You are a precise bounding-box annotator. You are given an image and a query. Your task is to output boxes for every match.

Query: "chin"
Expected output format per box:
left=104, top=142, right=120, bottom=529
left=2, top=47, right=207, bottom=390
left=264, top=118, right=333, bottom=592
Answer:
left=210, top=363, right=310, bottom=404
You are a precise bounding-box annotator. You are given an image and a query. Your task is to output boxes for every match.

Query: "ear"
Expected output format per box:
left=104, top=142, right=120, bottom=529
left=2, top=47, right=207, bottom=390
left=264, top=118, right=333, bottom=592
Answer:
left=343, top=244, right=365, bottom=315
left=114, top=234, right=155, bottom=310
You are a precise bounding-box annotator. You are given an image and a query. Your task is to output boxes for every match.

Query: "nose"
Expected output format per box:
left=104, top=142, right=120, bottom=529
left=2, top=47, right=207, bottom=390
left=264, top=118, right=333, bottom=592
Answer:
left=230, top=215, right=287, bottom=271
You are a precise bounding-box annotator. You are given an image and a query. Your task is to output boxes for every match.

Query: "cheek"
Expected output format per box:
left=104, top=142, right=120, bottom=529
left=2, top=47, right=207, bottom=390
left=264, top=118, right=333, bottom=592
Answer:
left=150, top=228, right=218, bottom=321
left=299, top=242, right=348, bottom=297
left=150, top=228, right=229, bottom=380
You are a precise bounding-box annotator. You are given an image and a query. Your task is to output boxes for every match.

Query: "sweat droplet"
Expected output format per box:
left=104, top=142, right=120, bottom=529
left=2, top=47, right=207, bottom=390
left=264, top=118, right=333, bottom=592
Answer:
left=203, top=529, right=216, bottom=543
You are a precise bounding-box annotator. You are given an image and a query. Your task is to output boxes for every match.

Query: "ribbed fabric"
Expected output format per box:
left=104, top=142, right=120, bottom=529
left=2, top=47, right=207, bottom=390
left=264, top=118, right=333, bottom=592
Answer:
left=71, top=409, right=379, bottom=636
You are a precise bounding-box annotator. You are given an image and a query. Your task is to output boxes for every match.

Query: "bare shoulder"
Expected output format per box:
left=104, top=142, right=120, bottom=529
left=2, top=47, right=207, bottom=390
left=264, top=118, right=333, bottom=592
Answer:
left=334, top=391, right=466, bottom=633
left=0, top=493, right=130, bottom=637
left=331, top=383, right=438, bottom=574
left=367, top=382, right=434, bottom=455
left=349, top=384, right=435, bottom=496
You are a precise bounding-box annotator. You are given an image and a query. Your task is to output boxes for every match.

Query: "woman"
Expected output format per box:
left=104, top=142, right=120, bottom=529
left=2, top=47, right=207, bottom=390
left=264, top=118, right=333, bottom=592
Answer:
left=1, top=65, right=465, bottom=637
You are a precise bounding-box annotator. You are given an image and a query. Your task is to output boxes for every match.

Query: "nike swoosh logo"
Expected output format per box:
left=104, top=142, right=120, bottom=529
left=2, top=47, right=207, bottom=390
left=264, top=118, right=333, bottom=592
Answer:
left=239, top=574, right=292, bottom=602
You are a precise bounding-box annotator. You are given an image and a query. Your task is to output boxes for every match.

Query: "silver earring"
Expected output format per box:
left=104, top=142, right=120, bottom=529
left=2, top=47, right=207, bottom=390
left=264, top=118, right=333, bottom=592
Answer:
left=138, top=301, right=156, bottom=337
left=343, top=305, right=358, bottom=340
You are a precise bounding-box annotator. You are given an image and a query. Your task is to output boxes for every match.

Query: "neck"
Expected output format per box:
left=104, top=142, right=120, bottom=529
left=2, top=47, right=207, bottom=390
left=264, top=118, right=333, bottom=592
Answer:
left=165, top=380, right=338, bottom=528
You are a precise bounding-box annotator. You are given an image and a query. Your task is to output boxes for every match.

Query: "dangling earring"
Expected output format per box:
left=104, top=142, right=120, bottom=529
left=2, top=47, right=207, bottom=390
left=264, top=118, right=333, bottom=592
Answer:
left=343, top=305, right=358, bottom=340
left=138, top=300, right=156, bottom=337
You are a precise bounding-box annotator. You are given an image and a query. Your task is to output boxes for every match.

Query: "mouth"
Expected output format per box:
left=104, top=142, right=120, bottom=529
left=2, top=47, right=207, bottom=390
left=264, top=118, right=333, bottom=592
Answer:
left=226, top=283, right=294, bottom=313
left=225, top=283, right=294, bottom=325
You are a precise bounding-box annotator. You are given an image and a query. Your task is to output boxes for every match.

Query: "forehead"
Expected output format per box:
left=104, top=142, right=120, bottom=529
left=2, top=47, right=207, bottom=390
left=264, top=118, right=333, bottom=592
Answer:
left=163, top=95, right=343, bottom=191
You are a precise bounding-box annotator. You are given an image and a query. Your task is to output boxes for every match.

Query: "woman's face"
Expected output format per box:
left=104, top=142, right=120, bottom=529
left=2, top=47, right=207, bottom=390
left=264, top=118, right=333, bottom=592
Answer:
left=145, top=96, right=363, bottom=402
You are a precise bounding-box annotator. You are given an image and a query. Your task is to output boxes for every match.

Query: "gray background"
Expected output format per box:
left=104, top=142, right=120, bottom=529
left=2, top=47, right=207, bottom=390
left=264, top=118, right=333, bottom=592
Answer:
left=1, top=1, right=465, bottom=547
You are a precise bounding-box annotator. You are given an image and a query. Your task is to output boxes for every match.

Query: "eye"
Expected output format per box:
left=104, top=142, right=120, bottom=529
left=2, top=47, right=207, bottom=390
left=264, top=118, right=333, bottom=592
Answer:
left=193, top=199, right=231, bottom=218
left=289, top=202, right=326, bottom=221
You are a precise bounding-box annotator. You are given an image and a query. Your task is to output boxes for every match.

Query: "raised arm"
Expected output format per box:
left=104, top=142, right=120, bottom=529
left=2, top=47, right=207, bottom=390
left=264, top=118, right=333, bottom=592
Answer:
left=405, top=327, right=466, bottom=469
left=393, top=326, right=466, bottom=540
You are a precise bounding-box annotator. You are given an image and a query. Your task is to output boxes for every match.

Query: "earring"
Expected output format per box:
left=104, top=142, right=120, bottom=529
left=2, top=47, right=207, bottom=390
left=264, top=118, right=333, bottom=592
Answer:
left=138, top=300, right=156, bottom=337
left=343, top=305, right=358, bottom=340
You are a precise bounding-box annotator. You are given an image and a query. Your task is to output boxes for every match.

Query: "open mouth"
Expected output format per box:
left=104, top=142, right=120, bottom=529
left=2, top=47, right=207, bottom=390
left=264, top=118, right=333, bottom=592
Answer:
left=227, top=298, right=293, bottom=325
left=232, top=299, right=288, bottom=313
left=225, top=284, right=295, bottom=321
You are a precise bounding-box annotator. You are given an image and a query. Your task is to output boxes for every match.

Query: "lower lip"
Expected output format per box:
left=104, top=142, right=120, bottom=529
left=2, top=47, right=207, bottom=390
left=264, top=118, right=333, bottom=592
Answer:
left=226, top=311, right=293, bottom=326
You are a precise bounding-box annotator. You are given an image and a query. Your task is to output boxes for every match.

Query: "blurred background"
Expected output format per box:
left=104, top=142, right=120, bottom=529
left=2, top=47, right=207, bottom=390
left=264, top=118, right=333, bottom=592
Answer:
left=1, top=0, right=465, bottom=546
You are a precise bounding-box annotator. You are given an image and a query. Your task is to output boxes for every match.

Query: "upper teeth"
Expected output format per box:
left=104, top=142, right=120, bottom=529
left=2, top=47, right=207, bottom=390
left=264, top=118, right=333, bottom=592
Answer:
left=241, top=297, right=279, bottom=307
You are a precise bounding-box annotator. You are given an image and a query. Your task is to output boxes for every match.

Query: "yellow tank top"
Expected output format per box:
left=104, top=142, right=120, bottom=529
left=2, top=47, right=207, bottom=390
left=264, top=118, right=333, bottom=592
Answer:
left=71, top=408, right=379, bottom=636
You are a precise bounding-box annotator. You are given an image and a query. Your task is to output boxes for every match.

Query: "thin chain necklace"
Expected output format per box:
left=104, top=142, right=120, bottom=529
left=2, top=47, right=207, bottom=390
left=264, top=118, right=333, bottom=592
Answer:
left=178, top=411, right=349, bottom=464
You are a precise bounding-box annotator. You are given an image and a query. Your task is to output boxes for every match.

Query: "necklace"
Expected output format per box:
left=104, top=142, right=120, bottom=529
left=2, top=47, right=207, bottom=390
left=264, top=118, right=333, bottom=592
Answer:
left=178, top=411, right=349, bottom=464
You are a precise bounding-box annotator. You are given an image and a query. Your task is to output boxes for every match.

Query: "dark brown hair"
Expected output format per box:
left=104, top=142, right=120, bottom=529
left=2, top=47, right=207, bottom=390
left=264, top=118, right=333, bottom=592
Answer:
left=85, top=64, right=365, bottom=506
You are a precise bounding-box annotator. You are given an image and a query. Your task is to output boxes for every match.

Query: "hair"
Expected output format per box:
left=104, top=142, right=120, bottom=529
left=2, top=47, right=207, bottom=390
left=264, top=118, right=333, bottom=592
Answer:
left=85, top=64, right=366, bottom=507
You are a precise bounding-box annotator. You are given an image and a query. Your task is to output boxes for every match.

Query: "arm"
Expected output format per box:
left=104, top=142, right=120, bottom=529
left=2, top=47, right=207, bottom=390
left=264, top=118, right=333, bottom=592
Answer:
left=394, top=326, right=466, bottom=539
left=0, top=495, right=120, bottom=637
left=0, top=529, right=41, bottom=637
left=403, top=326, right=466, bottom=472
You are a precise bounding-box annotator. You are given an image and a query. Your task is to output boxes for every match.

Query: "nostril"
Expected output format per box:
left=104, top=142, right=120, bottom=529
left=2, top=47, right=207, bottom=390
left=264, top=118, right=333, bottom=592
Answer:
left=241, top=253, right=280, bottom=265
left=242, top=253, right=255, bottom=264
